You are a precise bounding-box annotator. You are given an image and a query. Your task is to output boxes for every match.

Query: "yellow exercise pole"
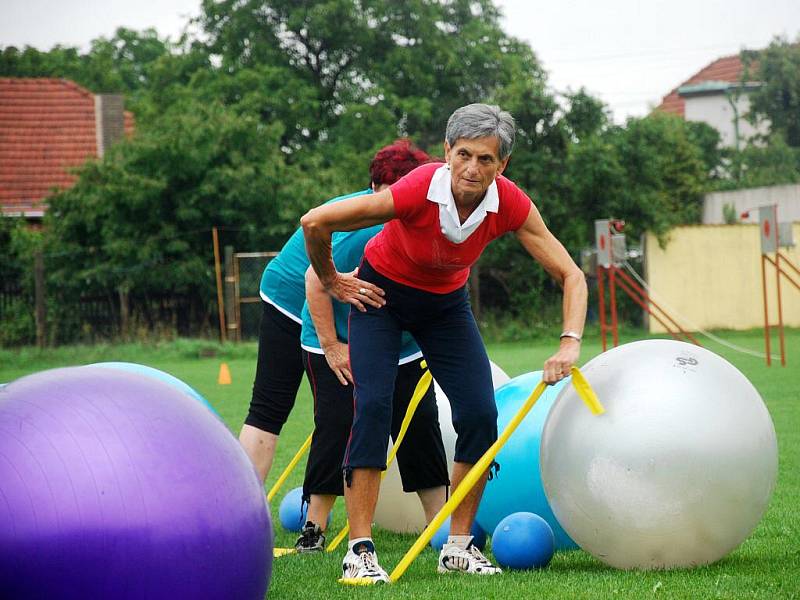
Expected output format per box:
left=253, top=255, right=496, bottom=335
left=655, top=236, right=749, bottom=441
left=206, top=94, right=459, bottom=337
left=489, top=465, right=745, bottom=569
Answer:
left=569, top=366, right=604, bottom=415
left=328, top=366, right=433, bottom=553
left=266, top=432, right=313, bottom=503
left=389, top=366, right=604, bottom=583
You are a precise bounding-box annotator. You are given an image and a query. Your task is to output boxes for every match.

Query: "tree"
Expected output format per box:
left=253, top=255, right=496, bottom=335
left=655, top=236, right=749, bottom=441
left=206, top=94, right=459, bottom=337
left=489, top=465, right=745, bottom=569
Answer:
left=744, top=36, right=800, bottom=148
left=1, top=28, right=171, bottom=97
left=0, top=218, right=40, bottom=345
left=41, top=97, right=296, bottom=337
left=197, top=0, right=551, bottom=147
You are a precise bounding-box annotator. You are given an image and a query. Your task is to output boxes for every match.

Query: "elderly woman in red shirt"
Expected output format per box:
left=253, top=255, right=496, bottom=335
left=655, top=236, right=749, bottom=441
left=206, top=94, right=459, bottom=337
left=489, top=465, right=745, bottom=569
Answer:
left=302, top=103, right=587, bottom=583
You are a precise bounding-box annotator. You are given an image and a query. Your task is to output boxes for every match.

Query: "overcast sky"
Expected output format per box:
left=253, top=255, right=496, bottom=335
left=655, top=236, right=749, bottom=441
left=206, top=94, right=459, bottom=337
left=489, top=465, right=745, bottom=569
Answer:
left=2, top=0, right=798, bottom=122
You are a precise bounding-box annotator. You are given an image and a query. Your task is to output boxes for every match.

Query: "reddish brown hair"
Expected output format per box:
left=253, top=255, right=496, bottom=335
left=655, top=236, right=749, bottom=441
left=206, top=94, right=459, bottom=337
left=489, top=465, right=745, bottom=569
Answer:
left=369, top=139, right=431, bottom=187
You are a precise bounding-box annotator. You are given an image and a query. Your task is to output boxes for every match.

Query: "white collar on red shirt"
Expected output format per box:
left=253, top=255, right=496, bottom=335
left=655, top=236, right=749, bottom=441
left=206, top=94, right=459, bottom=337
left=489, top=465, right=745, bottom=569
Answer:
left=426, top=164, right=499, bottom=244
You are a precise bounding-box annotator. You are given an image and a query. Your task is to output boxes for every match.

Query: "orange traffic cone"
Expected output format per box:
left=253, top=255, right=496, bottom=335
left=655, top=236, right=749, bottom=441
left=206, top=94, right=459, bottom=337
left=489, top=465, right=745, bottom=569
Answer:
left=217, top=362, right=232, bottom=385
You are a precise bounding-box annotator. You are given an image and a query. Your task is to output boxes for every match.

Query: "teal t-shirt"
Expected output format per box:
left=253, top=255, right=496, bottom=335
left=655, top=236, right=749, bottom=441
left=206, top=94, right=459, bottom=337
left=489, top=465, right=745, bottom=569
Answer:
left=259, top=189, right=370, bottom=320
left=300, top=224, right=422, bottom=363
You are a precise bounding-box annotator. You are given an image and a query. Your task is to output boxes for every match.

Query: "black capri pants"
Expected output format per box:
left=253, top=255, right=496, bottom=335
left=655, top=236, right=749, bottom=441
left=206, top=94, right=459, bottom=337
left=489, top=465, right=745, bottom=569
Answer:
left=244, top=301, right=306, bottom=435
left=302, top=351, right=449, bottom=498
left=345, top=259, right=498, bottom=471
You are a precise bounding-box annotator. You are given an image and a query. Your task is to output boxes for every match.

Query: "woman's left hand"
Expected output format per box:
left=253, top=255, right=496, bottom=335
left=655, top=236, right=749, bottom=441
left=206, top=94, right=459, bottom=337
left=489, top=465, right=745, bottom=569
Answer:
left=542, top=338, right=581, bottom=384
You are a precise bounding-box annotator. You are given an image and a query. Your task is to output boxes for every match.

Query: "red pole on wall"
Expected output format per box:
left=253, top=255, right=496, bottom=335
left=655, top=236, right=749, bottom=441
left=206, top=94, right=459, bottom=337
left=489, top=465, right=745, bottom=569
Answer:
left=597, top=266, right=607, bottom=352
left=761, top=254, right=771, bottom=366
left=775, top=253, right=787, bottom=366
left=608, top=266, right=619, bottom=348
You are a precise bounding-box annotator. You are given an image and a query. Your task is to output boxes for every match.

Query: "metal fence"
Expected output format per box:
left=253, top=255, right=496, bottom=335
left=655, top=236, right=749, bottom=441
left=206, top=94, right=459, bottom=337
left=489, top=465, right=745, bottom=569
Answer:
left=221, top=251, right=277, bottom=341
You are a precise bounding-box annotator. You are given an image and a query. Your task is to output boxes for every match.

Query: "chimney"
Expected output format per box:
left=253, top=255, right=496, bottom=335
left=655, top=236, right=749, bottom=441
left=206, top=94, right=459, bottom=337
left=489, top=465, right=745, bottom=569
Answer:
left=94, top=94, right=125, bottom=158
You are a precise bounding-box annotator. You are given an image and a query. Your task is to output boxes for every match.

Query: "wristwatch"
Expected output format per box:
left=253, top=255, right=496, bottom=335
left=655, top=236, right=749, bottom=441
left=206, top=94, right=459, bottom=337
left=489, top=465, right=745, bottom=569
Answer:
left=559, top=331, right=582, bottom=342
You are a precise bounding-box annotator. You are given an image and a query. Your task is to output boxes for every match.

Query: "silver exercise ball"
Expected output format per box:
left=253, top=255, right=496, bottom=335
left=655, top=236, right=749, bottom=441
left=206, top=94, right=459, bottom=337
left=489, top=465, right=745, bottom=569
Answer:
left=373, top=360, right=510, bottom=533
left=540, top=339, right=777, bottom=570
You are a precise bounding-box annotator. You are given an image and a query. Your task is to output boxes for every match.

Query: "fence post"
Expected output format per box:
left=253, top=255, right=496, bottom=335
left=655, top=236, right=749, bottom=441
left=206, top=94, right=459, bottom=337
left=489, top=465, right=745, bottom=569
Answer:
left=118, top=285, right=130, bottom=340
left=34, top=251, right=46, bottom=348
left=212, top=227, right=226, bottom=343
left=224, top=245, right=239, bottom=342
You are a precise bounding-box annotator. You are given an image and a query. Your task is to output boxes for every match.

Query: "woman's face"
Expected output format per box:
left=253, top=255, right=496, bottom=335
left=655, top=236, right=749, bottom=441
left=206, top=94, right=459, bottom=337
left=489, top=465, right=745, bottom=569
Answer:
left=444, top=136, right=509, bottom=205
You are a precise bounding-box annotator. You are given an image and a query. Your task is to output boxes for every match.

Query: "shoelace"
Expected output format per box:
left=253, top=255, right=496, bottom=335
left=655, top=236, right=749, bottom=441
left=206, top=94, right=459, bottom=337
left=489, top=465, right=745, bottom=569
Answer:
left=467, top=545, right=496, bottom=567
left=360, top=552, right=382, bottom=575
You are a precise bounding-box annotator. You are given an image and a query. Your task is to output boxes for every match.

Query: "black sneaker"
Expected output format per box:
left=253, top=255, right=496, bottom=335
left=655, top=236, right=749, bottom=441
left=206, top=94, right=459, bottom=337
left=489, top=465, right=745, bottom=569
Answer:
left=295, top=521, right=325, bottom=553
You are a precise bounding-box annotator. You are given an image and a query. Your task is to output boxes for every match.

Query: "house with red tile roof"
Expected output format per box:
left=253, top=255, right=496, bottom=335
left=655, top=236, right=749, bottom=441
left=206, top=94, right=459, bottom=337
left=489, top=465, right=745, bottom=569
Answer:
left=0, top=78, right=134, bottom=219
left=655, top=53, right=769, bottom=149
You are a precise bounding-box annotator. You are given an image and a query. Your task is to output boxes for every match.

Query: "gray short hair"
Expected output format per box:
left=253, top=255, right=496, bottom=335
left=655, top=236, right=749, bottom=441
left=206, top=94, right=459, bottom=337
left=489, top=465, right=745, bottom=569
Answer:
left=445, top=103, right=516, bottom=159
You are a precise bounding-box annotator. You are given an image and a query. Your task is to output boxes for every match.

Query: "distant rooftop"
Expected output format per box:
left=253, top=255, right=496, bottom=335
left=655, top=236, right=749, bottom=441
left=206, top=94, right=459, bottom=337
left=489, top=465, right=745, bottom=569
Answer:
left=655, top=54, right=750, bottom=117
left=0, top=78, right=134, bottom=217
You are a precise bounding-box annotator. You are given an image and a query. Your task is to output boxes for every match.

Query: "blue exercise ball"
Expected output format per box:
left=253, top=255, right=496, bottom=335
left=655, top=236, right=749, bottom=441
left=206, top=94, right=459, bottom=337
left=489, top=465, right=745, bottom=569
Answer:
left=492, top=512, right=554, bottom=570
left=429, top=516, right=486, bottom=551
left=475, top=371, right=576, bottom=550
left=278, top=486, right=331, bottom=532
left=89, top=362, right=218, bottom=416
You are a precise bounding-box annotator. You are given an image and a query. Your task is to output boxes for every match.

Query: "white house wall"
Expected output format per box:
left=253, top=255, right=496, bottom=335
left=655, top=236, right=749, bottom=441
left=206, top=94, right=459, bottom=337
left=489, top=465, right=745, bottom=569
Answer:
left=683, top=93, right=769, bottom=148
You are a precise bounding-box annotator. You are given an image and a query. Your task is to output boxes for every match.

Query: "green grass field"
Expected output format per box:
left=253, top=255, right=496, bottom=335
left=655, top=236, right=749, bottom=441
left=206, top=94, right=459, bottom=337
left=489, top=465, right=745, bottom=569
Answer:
left=1, top=329, right=798, bottom=599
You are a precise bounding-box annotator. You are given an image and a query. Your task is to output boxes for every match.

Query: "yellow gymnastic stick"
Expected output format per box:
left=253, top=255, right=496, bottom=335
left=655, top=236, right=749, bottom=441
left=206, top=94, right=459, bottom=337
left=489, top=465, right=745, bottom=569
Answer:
left=266, top=432, right=313, bottom=503
left=328, top=364, right=433, bottom=553
left=387, top=366, right=604, bottom=583
left=568, top=366, right=604, bottom=415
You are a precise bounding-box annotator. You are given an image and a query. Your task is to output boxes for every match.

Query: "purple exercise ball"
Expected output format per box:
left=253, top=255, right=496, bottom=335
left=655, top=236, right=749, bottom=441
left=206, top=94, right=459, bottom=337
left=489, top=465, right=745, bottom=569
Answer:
left=0, top=366, right=272, bottom=600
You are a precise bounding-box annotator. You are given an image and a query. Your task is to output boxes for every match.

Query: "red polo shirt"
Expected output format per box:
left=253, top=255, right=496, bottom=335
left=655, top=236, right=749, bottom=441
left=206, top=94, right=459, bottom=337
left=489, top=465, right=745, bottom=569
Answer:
left=364, top=162, right=532, bottom=293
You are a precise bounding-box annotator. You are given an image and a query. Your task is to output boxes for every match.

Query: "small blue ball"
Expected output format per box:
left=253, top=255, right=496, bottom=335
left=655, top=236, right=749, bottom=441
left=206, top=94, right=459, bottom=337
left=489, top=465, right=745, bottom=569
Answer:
left=429, top=516, right=486, bottom=551
left=277, top=487, right=331, bottom=532
left=492, top=512, right=554, bottom=570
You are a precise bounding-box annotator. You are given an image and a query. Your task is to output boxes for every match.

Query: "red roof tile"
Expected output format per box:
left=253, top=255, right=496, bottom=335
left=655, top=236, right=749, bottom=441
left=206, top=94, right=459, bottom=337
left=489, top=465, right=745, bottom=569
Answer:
left=654, top=54, right=747, bottom=117
left=0, top=78, right=134, bottom=216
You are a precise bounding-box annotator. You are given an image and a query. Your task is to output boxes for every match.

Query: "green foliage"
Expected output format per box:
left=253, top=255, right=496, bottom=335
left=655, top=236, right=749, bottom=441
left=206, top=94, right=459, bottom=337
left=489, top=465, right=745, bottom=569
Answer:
left=685, top=120, right=723, bottom=176
left=44, top=98, right=290, bottom=303
left=0, top=217, right=24, bottom=287
left=198, top=0, right=548, bottom=148
left=0, top=298, right=35, bottom=347
left=1, top=29, right=166, bottom=92
left=745, top=36, right=800, bottom=148
left=722, top=202, right=739, bottom=224
left=0, top=219, right=42, bottom=346
left=707, top=37, right=800, bottom=193
left=716, top=136, right=800, bottom=190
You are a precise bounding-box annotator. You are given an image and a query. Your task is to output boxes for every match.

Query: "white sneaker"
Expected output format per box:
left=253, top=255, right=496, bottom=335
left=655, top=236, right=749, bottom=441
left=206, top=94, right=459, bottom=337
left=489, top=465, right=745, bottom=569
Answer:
left=438, top=539, right=502, bottom=575
left=341, top=540, right=391, bottom=584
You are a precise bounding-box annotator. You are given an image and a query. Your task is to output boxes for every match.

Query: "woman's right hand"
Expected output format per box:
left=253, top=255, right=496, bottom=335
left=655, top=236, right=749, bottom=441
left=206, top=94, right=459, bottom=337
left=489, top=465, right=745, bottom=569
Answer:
left=322, top=341, right=353, bottom=385
left=326, top=269, right=385, bottom=312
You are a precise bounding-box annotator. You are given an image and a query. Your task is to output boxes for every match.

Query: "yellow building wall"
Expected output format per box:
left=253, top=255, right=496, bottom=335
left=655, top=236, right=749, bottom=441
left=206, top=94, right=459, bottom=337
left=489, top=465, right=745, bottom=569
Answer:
left=644, top=224, right=800, bottom=333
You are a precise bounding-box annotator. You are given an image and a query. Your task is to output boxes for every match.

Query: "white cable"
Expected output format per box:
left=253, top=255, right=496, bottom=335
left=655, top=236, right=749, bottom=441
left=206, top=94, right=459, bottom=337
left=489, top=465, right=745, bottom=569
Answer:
left=620, top=260, right=780, bottom=361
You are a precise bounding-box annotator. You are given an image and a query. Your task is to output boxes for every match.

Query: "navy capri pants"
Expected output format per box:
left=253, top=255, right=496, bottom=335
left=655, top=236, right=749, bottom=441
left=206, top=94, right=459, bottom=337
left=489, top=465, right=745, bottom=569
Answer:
left=345, top=259, right=498, bottom=471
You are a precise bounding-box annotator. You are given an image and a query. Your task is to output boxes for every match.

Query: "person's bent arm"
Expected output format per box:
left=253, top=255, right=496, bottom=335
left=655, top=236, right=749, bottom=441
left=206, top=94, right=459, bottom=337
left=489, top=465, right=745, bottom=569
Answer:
left=305, top=266, right=352, bottom=385
left=515, top=204, right=588, bottom=384
left=301, top=189, right=395, bottom=311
